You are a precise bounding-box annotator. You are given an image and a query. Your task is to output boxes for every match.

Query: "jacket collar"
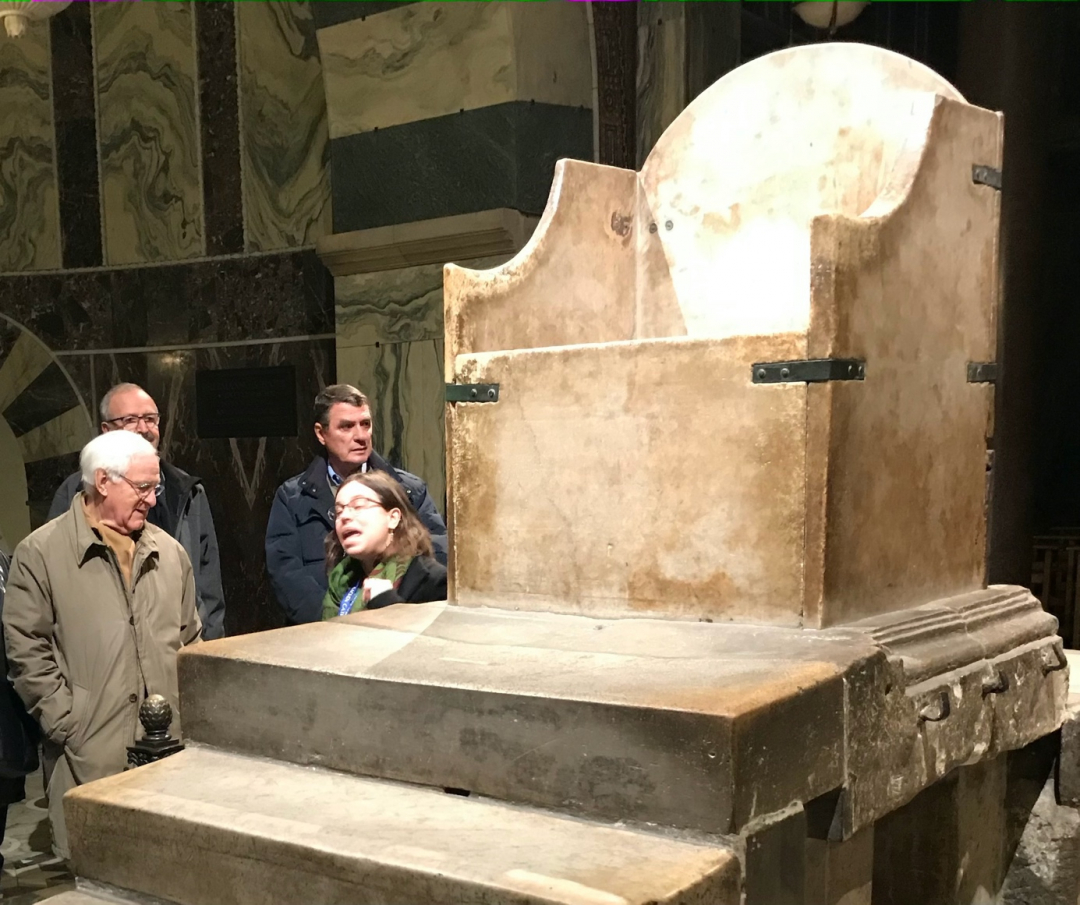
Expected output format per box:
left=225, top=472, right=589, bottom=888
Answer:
left=160, top=460, right=200, bottom=498
left=70, top=491, right=159, bottom=567
left=299, top=452, right=396, bottom=494
left=366, top=450, right=396, bottom=478
left=297, top=452, right=396, bottom=525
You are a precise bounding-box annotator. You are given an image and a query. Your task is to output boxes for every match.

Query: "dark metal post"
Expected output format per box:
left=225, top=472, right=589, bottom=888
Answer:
left=126, top=694, right=185, bottom=768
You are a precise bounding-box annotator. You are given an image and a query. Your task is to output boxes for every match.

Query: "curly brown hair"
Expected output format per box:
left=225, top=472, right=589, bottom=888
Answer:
left=325, top=470, right=433, bottom=572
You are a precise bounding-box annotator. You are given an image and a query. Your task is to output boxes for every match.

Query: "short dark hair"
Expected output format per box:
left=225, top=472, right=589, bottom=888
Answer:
left=314, top=384, right=369, bottom=429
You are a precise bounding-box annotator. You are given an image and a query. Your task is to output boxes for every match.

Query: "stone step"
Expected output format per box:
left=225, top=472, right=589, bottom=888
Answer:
left=66, top=746, right=739, bottom=905
left=38, top=889, right=169, bottom=905
left=178, top=602, right=876, bottom=835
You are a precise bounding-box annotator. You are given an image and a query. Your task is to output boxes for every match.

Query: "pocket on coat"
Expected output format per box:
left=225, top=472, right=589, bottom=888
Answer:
left=300, top=524, right=329, bottom=565
left=68, top=683, right=89, bottom=749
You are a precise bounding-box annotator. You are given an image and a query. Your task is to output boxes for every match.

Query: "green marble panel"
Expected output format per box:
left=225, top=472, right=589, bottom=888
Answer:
left=318, top=3, right=591, bottom=140
left=95, top=1, right=204, bottom=265
left=238, top=1, right=331, bottom=252
left=337, top=338, right=446, bottom=516
left=0, top=18, right=60, bottom=271
left=335, top=255, right=507, bottom=349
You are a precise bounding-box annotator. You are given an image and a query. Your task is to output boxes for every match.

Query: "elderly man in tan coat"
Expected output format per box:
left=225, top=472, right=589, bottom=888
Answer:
left=2, top=430, right=201, bottom=858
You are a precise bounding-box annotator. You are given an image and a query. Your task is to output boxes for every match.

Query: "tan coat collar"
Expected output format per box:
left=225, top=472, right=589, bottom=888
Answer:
left=70, top=491, right=159, bottom=566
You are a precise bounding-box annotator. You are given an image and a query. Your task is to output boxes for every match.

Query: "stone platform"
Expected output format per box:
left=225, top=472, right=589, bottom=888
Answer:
left=60, top=587, right=1064, bottom=904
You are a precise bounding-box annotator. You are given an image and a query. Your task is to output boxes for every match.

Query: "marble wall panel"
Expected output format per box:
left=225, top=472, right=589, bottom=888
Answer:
left=335, top=254, right=508, bottom=347
left=51, top=3, right=102, bottom=269
left=511, top=4, right=593, bottom=115
left=143, top=249, right=333, bottom=346
left=0, top=18, right=61, bottom=272
left=335, top=263, right=446, bottom=348
left=237, top=1, right=331, bottom=252
left=0, top=270, right=114, bottom=352
left=318, top=3, right=591, bottom=140
left=337, top=338, right=446, bottom=515
left=0, top=250, right=331, bottom=356
left=0, top=328, right=53, bottom=412
left=95, top=1, right=204, bottom=265
left=23, top=452, right=79, bottom=531
left=2, top=363, right=78, bottom=438
left=330, top=101, right=592, bottom=232
left=636, top=4, right=688, bottom=168
left=196, top=2, right=244, bottom=256
left=318, top=3, right=513, bottom=140
left=16, top=405, right=93, bottom=467
left=55, top=354, right=94, bottom=425
left=186, top=250, right=333, bottom=342
left=91, top=350, right=149, bottom=399
left=0, top=320, right=93, bottom=540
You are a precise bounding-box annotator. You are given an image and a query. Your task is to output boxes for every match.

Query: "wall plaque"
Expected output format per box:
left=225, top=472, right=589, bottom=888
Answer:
left=196, top=366, right=297, bottom=438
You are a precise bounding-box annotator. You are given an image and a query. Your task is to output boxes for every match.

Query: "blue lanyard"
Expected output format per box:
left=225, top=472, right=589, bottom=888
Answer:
left=338, top=584, right=361, bottom=617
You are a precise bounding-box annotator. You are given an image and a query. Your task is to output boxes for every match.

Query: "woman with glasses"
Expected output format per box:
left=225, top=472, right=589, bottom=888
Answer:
left=322, top=471, right=447, bottom=619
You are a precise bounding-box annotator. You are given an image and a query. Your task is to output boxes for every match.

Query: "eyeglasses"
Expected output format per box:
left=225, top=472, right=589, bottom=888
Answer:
left=334, top=499, right=384, bottom=519
left=120, top=475, right=158, bottom=500
left=106, top=413, right=160, bottom=429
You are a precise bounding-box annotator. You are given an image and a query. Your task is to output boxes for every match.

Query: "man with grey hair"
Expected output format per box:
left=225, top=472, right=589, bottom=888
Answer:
left=49, top=382, right=224, bottom=639
left=3, top=430, right=201, bottom=858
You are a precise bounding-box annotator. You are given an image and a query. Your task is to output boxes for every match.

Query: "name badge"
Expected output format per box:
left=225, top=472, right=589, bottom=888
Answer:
left=338, top=585, right=361, bottom=617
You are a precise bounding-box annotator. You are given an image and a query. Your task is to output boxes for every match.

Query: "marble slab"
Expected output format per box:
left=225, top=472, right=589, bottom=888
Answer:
left=0, top=329, right=54, bottom=413
left=196, top=2, right=244, bottom=256
left=237, top=0, right=331, bottom=252
left=0, top=249, right=331, bottom=354
left=16, top=405, right=93, bottom=465
left=636, top=3, right=687, bottom=168
left=335, top=255, right=506, bottom=348
left=23, top=451, right=79, bottom=531
left=2, top=362, right=80, bottom=439
left=94, top=1, right=204, bottom=265
left=331, top=101, right=592, bottom=232
left=318, top=3, right=590, bottom=139
left=50, top=3, right=102, bottom=269
left=336, top=264, right=444, bottom=347
left=0, top=269, right=121, bottom=352
left=337, top=337, right=445, bottom=514
left=0, top=18, right=61, bottom=272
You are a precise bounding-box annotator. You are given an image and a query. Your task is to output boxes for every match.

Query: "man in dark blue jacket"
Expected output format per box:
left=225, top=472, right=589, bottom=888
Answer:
left=265, top=384, right=447, bottom=624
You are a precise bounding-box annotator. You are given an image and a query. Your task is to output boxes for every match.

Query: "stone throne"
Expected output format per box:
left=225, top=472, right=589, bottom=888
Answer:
left=57, top=44, right=1065, bottom=905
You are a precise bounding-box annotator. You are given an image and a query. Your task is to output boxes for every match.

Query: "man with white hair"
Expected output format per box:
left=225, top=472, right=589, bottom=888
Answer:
left=2, top=431, right=201, bottom=858
left=49, top=382, right=225, bottom=640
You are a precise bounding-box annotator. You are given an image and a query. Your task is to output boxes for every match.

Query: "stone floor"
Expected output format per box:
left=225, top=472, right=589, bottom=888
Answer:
left=1, top=769, right=74, bottom=902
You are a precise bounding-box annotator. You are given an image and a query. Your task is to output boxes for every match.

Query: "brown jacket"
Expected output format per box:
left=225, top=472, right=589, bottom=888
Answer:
left=1, top=493, right=201, bottom=856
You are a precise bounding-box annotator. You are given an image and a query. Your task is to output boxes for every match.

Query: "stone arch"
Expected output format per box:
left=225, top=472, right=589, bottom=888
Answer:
left=0, top=314, right=93, bottom=547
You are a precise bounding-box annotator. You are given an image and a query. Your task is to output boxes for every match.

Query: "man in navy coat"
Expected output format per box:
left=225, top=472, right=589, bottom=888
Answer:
left=265, top=384, right=447, bottom=624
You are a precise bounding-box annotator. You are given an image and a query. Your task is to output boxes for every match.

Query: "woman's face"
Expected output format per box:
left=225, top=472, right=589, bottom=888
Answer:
left=335, top=482, right=401, bottom=562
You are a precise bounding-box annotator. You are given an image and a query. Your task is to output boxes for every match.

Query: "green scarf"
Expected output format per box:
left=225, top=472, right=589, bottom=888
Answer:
left=321, top=555, right=413, bottom=620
